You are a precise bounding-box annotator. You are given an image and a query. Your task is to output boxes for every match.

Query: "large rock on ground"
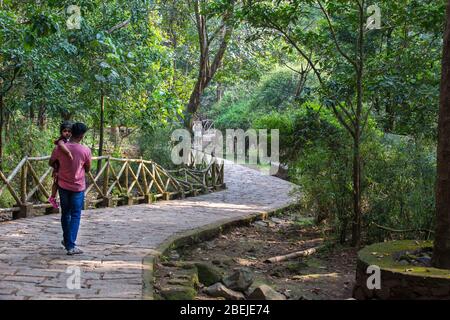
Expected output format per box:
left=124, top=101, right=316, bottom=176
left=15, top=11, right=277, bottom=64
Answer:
left=195, top=262, right=223, bottom=286
left=247, top=285, right=286, bottom=300
left=204, top=283, right=245, bottom=300
left=223, top=268, right=254, bottom=292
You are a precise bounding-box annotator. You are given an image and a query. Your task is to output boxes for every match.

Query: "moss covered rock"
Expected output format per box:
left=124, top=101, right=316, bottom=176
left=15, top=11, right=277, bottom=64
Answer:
left=161, top=286, right=197, bottom=300
left=223, top=268, right=254, bottom=292
left=247, top=285, right=286, bottom=300
left=204, top=283, right=245, bottom=300
left=195, top=262, right=223, bottom=286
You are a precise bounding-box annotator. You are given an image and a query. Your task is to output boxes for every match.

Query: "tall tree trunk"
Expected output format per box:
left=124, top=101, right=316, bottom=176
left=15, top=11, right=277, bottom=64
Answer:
left=384, top=28, right=394, bottom=132
left=340, top=218, right=348, bottom=244
left=4, top=110, right=9, bottom=144
left=294, top=73, right=307, bottom=98
left=433, top=0, right=450, bottom=269
left=351, top=132, right=362, bottom=247
left=184, top=0, right=234, bottom=129
left=351, top=0, right=365, bottom=247
left=385, top=99, right=394, bottom=132
left=37, top=104, right=47, bottom=130
left=97, top=93, right=105, bottom=175
left=352, top=71, right=363, bottom=248
left=216, top=82, right=224, bottom=102
left=29, top=105, right=34, bottom=122
left=351, top=73, right=363, bottom=247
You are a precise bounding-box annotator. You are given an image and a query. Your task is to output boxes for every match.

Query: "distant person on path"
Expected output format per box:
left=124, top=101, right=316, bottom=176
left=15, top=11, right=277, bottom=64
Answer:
left=48, top=121, right=74, bottom=209
left=49, top=122, right=92, bottom=255
left=193, top=120, right=203, bottom=151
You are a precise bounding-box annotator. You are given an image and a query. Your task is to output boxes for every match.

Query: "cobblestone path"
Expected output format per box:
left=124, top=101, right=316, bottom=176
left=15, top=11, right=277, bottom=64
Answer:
left=0, top=163, right=297, bottom=299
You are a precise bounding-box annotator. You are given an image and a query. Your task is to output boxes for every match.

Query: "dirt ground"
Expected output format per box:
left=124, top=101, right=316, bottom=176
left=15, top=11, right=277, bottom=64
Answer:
left=154, top=211, right=358, bottom=300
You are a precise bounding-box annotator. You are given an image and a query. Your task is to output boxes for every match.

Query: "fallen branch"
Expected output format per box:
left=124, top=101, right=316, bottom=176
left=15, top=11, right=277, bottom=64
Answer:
left=264, top=246, right=322, bottom=263
left=371, top=222, right=434, bottom=234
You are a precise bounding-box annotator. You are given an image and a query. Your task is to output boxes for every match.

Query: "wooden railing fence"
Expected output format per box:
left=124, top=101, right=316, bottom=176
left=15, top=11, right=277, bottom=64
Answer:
left=0, top=151, right=225, bottom=220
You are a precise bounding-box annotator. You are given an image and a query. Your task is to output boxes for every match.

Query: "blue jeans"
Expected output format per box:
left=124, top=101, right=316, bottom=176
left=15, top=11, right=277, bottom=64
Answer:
left=59, top=187, right=85, bottom=250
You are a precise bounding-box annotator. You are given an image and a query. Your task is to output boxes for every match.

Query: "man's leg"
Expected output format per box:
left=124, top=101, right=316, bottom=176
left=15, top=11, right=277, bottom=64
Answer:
left=68, top=191, right=85, bottom=250
left=58, top=187, right=72, bottom=249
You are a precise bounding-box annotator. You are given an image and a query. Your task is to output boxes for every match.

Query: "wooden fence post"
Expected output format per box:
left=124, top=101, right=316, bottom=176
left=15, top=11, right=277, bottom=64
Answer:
left=100, top=156, right=112, bottom=207
left=13, top=203, right=33, bottom=220
left=20, top=160, right=27, bottom=204
left=139, top=160, right=153, bottom=204
left=211, top=161, right=217, bottom=189
left=220, top=162, right=226, bottom=189
left=15, top=159, right=33, bottom=219
left=124, top=160, right=129, bottom=194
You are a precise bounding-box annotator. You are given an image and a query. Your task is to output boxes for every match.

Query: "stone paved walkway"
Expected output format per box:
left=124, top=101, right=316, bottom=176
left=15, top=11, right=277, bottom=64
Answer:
left=0, top=163, right=297, bottom=300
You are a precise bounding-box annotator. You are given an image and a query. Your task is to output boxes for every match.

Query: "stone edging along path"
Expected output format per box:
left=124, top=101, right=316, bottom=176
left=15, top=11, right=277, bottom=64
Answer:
left=142, top=203, right=296, bottom=300
left=0, top=163, right=297, bottom=300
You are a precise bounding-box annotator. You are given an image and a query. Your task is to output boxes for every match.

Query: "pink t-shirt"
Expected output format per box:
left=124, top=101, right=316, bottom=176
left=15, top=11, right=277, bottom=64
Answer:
left=50, top=142, right=92, bottom=192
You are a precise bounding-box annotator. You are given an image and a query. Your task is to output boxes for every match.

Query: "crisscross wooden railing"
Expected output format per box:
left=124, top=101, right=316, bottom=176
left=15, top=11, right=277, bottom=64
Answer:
left=0, top=152, right=225, bottom=220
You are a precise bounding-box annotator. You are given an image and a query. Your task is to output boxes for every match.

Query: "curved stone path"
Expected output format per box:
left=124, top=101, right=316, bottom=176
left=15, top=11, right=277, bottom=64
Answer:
left=0, top=163, right=297, bottom=300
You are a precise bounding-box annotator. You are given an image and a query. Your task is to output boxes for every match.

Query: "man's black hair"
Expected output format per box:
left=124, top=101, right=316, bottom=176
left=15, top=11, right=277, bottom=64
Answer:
left=60, top=121, right=73, bottom=134
left=71, top=122, right=88, bottom=138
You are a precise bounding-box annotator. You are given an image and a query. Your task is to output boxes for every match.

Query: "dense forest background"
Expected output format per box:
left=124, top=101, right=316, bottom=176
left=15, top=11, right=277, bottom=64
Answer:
left=0, top=0, right=446, bottom=246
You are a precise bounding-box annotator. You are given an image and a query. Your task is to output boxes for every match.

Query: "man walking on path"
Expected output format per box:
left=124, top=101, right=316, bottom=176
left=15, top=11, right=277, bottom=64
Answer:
left=49, top=122, right=92, bottom=255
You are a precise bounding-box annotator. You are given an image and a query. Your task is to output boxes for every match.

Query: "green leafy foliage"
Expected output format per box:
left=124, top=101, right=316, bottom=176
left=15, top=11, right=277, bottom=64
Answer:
left=0, top=0, right=444, bottom=248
